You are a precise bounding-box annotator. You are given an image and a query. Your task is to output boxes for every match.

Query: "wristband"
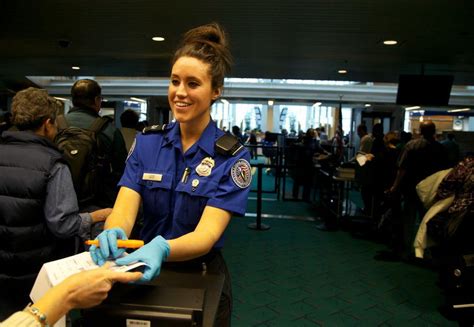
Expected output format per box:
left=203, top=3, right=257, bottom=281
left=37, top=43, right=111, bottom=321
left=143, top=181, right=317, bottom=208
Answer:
left=24, top=304, right=50, bottom=327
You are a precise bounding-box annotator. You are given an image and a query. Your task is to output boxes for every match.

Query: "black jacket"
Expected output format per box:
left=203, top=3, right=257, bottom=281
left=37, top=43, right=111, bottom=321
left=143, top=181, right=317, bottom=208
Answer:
left=0, top=131, right=74, bottom=294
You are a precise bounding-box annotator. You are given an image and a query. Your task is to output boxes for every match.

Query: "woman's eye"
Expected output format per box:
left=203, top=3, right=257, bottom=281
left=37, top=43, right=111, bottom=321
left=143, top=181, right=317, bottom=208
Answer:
left=171, top=79, right=180, bottom=86
left=188, top=81, right=199, bottom=88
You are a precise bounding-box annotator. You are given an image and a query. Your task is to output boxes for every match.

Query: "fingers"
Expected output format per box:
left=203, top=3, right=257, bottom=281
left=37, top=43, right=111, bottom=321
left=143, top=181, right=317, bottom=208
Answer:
left=115, top=252, right=137, bottom=266
left=90, top=245, right=107, bottom=266
left=98, top=232, right=111, bottom=259
left=107, top=231, right=119, bottom=257
left=111, top=271, right=143, bottom=283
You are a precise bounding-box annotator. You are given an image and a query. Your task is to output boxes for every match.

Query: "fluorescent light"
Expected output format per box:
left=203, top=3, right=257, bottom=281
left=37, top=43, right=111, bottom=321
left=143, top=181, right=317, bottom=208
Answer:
left=72, top=66, right=80, bottom=70
left=405, top=106, right=421, bottom=110
left=365, top=103, right=371, bottom=107
left=268, top=100, right=274, bottom=106
left=54, top=97, right=68, bottom=101
left=448, top=108, right=471, bottom=113
left=220, top=99, right=229, bottom=105
left=130, top=97, right=147, bottom=103
left=383, top=40, right=398, bottom=45
left=338, top=69, right=347, bottom=74
left=314, top=102, right=322, bottom=106
left=152, top=36, right=165, bottom=42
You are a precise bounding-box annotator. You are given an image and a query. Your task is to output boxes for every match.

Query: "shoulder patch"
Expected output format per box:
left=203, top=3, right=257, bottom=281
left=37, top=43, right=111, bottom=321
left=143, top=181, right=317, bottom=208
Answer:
left=231, top=159, right=252, bottom=188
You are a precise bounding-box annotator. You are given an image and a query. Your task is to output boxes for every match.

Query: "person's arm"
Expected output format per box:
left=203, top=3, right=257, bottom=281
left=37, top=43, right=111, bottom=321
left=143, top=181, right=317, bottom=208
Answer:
left=44, top=163, right=108, bottom=240
left=388, top=168, right=405, bottom=194
left=167, top=206, right=232, bottom=261
left=104, top=186, right=141, bottom=236
left=1, top=266, right=142, bottom=326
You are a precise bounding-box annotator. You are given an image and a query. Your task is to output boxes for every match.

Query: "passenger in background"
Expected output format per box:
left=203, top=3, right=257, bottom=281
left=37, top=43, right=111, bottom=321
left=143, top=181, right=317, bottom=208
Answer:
left=331, top=126, right=344, bottom=163
left=354, top=123, right=374, bottom=215
left=357, top=123, right=373, bottom=154
left=388, top=120, right=449, bottom=260
left=292, top=128, right=316, bottom=201
left=231, top=125, right=246, bottom=143
left=0, top=112, right=12, bottom=134
left=0, top=88, right=111, bottom=320
left=441, top=133, right=460, bottom=168
left=114, top=109, right=139, bottom=176
left=397, top=131, right=412, bottom=151
left=245, top=129, right=258, bottom=159
left=67, top=79, right=121, bottom=208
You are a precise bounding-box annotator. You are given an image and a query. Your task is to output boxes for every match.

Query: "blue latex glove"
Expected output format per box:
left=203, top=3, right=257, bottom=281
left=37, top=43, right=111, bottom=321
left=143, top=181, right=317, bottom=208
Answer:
left=89, top=227, right=128, bottom=266
left=115, top=235, right=170, bottom=282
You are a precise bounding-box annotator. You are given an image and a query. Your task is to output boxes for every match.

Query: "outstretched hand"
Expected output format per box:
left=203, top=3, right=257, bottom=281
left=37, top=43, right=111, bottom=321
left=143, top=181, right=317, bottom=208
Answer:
left=90, top=227, right=128, bottom=266
left=115, top=235, right=170, bottom=282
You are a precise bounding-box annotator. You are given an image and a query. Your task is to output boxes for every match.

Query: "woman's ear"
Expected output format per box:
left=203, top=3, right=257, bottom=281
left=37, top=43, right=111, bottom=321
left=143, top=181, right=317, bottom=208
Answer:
left=212, top=87, right=222, bottom=101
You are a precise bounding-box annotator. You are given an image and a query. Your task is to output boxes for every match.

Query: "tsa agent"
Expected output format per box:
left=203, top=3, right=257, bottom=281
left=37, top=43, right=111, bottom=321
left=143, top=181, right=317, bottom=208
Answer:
left=90, top=23, right=251, bottom=326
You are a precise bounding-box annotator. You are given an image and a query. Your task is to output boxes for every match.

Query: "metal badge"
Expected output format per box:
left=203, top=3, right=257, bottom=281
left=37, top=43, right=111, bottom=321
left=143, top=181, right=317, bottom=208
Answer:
left=195, top=157, right=215, bottom=177
left=191, top=179, right=200, bottom=191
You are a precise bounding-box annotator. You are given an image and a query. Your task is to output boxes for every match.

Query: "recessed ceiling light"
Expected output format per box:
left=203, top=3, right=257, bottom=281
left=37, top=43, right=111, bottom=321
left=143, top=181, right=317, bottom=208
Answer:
left=383, top=40, right=398, bottom=45
left=338, top=69, right=347, bottom=74
left=152, top=36, right=165, bottom=42
left=268, top=100, right=274, bottom=106
left=314, top=102, right=322, bottom=106
left=365, top=103, right=371, bottom=107
left=72, top=66, right=80, bottom=70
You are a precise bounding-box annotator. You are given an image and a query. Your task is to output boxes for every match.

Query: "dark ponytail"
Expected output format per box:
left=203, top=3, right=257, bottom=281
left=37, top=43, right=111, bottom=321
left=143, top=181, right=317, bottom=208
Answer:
left=172, top=23, right=233, bottom=90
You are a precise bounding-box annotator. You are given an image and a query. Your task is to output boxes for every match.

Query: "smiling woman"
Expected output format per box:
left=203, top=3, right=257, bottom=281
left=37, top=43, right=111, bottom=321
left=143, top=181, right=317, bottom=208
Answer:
left=89, top=23, right=251, bottom=327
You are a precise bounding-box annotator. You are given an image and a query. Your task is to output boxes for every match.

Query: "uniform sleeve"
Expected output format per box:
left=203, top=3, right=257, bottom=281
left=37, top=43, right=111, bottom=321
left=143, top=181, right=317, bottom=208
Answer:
left=118, top=137, right=143, bottom=194
left=44, top=163, right=93, bottom=239
left=206, top=150, right=252, bottom=216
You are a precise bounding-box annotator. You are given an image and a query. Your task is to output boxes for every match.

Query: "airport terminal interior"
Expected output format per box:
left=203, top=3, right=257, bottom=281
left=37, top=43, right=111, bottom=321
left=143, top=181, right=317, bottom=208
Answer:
left=1, top=1, right=474, bottom=326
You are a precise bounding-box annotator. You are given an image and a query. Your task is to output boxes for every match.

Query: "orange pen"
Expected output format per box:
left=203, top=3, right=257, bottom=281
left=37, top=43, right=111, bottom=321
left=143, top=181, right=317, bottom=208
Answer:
left=84, top=239, right=144, bottom=248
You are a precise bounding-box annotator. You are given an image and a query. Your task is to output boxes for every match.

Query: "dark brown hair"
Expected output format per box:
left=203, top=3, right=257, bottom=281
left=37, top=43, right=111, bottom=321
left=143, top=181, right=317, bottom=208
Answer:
left=71, top=79, right=101, bottom=108
left=12, top=87, right=59, bottom=131
left=171, top=23, right=233, bottom=91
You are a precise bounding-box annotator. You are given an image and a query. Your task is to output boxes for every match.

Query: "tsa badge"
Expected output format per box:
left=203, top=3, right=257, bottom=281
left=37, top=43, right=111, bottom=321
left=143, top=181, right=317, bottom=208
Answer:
left=231, top=159, right=252, bottom=188
left=196, top=157, right=215, bottom=177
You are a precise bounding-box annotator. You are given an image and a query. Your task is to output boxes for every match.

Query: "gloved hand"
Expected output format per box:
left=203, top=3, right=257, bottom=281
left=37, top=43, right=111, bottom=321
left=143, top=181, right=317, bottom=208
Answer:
left=115, top=235, right=170, bottom=282
left=90, top=227, right=128, bottom=266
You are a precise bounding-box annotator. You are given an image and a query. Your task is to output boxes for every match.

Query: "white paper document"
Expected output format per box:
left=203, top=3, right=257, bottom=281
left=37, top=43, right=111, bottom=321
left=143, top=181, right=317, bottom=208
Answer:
left=30, top=251, right=146, bottom=327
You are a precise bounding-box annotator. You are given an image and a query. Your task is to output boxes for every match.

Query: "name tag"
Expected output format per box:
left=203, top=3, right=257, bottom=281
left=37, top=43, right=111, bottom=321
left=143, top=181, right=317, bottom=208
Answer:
left=142, top=173, right=162, bottom=182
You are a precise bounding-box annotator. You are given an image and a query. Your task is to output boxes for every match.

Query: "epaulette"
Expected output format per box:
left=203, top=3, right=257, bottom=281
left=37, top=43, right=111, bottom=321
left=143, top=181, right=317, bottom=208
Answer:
left=215, top=134, right=244, bottom=156
left=142, top=124, right=167, bottom=134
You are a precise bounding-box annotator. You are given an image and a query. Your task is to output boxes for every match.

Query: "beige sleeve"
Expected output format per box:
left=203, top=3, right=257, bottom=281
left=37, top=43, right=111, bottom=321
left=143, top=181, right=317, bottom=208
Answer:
left=1, top=311, right=41, bottom=327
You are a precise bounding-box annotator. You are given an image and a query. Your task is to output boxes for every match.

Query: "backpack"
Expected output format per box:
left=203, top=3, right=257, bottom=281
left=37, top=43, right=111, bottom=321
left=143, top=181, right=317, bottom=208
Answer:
left=55, top=115, right=111, bottom=204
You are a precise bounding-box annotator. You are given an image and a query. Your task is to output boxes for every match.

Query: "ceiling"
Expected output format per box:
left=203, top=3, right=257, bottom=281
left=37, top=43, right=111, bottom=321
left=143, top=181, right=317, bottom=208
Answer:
left=1, top=0, right=474, bottom=95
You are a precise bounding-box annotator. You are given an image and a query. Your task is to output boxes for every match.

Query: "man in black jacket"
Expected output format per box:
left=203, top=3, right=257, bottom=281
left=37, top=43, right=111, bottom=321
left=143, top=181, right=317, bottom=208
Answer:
left=66, top=79, right=122, bottom=208
left=0, top=87, right=111, bottom=319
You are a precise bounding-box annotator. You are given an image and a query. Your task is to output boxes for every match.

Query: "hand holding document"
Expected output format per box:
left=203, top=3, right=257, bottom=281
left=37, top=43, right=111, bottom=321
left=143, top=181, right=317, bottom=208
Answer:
left=30, top=252, right=147, bottom=326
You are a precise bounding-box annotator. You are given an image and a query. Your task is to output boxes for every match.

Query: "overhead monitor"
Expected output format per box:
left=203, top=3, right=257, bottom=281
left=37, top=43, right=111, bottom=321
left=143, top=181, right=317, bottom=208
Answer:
left=396, top=74, right=454, bottom=106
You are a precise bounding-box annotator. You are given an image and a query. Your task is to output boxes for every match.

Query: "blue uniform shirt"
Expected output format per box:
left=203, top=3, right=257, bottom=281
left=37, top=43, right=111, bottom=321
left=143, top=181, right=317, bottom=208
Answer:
left=119, top=120, right=251, bottom=248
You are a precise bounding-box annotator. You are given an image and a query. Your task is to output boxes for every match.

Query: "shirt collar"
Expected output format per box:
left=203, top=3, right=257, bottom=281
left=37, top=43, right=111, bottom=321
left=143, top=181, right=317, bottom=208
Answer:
left=162, top=119, right=217, bottom=157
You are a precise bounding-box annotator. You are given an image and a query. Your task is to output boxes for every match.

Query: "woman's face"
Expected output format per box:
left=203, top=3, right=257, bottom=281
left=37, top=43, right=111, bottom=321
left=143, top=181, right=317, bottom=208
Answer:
left=168, top=56, right=220, bottom=128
